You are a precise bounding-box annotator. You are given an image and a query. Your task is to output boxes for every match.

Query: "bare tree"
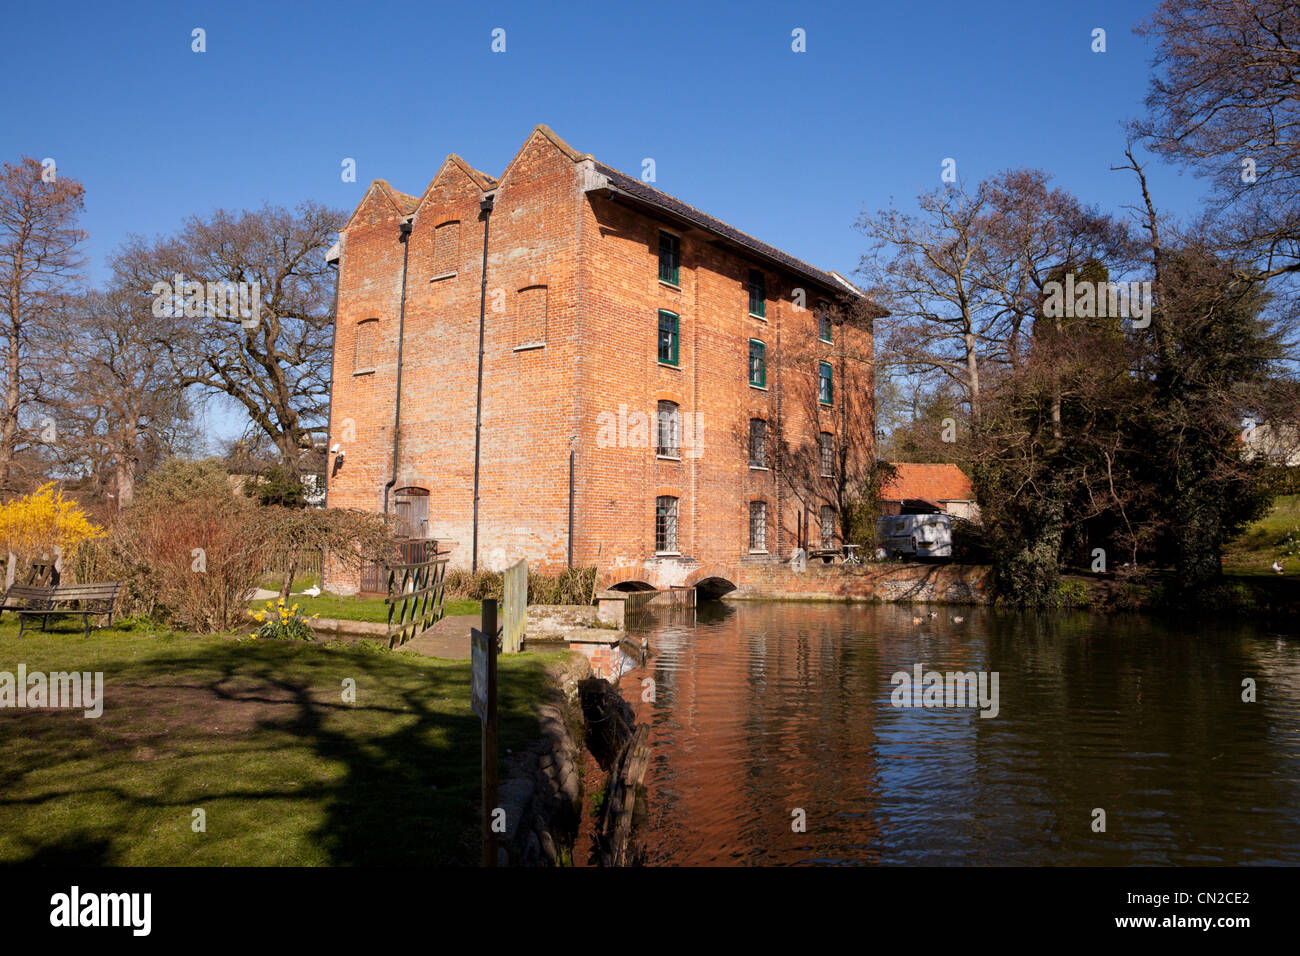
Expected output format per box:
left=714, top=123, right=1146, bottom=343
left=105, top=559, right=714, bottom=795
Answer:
left=111, top=202, right=344, bottom=476
left=856, top=182, right=1000, bottom=418
left=860, top=170, right=1132, bottom=436
left=49, top=288, right=195, bottom=509
left=0, top=157, right=86, bottom=492
left=1135, top=0, right=1300, bottom=282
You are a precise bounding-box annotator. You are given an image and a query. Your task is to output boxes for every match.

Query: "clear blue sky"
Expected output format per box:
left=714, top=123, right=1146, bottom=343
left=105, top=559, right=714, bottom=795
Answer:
left=4, top=0, right=1200, bottom=443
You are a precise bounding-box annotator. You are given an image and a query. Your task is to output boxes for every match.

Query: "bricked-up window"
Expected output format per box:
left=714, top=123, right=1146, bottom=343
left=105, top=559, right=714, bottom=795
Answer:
left=820, top=505, right=837, bottom=550
left=749, top=339, right=766, bottom=388
left=657, top=401, right=681, bottom=457
left=818, top=302, right=833, bottom=342
left=354, top=318, right=378, bottom=373
left=655, top=495, right=679, bottom=553
left=819, top=432, right=834, bottom=477
left=749, top=500, right=767, bottom=552
left=749, top=419, right=767, bottom=467
left=658, top=310, right=679, bottom=366
left=516, top=285, right=547, bottom=347
left=658, top=231, right=680, bottom=285
left=433, top=221, right=460, bottom=277
left=748, top=269, right=766, bottom=317
left=818, top=361, right=834, bottom=405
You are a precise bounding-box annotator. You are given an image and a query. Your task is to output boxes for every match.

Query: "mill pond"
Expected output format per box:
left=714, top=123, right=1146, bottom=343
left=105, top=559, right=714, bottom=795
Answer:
left=612, top=601, right=1300, bottom=866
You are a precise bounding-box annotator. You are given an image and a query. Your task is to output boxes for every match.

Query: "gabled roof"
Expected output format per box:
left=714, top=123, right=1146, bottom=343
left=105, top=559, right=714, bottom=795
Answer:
left=412, top=154, right=499, bottom=216
left=881, top=463, right=974, bottom=503
left=343, top=124, right=874, bottom=307
left=342, top=179, right=419, bottom=231
left=588, top=159, right=867, bottom=301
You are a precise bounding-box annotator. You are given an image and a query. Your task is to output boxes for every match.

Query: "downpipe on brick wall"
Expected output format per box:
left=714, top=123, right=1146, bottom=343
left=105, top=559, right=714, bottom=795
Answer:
left=383, top=218, right=413, bottom=516
left=471, top=193, right=495, bottom=572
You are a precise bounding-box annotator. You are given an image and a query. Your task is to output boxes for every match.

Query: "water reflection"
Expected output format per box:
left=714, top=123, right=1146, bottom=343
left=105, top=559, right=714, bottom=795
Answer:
left=619, top=602, right=1300, bottom=866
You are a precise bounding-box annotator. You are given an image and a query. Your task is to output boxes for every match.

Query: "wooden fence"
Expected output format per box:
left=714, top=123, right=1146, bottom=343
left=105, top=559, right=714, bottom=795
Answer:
left=502, top=559, right=527, bottom=653
left=260, top=547, right=323, bottom=581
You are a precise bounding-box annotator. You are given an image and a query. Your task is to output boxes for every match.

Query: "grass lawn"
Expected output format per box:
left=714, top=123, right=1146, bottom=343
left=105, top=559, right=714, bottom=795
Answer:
left=251, top=592, right=481, bottom=622
left=0, top=619, right=565, bottom=865
left=1223, top=494, right=1300, bottom=577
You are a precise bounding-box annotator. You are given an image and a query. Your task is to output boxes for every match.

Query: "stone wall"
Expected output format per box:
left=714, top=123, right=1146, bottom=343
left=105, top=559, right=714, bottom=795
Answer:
left=733, top=560, right=992, bottom=604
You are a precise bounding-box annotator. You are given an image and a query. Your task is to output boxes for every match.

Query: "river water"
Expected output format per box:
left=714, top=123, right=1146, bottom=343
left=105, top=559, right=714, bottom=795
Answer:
left=615, top=601, right=1300, bottom=866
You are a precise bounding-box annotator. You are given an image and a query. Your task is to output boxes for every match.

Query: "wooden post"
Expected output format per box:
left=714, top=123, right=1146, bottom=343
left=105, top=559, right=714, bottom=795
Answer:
left=481, top=598, right=499, bottom=867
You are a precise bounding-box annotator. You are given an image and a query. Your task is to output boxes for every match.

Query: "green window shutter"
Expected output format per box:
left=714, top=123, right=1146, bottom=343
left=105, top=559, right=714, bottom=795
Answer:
left=658, top=310, right=679, bottom=366
left=749, top=339, right=766, bottom=387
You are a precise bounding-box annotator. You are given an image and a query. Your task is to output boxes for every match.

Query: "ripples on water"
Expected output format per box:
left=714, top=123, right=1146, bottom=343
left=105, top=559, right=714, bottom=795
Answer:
left=617, top=602, right=1300, bottom=866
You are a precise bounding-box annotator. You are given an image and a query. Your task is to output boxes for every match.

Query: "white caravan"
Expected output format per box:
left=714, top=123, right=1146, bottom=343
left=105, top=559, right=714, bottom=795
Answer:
left=876, top=513, right=953, bottom=560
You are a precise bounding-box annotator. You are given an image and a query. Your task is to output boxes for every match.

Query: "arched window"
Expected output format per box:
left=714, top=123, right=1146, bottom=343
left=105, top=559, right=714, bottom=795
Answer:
left=657, top=401, right=681, bottom=458
left=655, top=496, right=679, bottom=553
left=749, top=419, right=767, bottom=467
left=819, top=505, right=837, bottom=550
left=749, top=500, right=767, bottom=552
left=819, top=432, right=834, bottom=477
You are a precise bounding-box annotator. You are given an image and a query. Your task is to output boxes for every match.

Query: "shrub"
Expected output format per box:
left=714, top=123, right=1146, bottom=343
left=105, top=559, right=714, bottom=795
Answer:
left=441, top=566, right=597, bottom=605
left=1055, top=578, right=1091, bottom=608
left=69, top=471, right=265, bottom=633
left=130, top=494, right=266, bottom=632
left=0, top=483, right=105, bottom=582
left=951, top=517, right=991, bottom=564
left=246, top=464, right=308, bottom=508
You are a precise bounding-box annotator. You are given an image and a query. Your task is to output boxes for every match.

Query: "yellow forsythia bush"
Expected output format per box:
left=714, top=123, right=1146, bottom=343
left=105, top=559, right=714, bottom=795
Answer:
left=0, top=483, right=105, bottom=566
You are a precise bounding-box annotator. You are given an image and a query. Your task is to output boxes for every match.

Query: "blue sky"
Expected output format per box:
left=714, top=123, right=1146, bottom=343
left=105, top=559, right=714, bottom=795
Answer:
left=4, top=0, right=1200, bottom=443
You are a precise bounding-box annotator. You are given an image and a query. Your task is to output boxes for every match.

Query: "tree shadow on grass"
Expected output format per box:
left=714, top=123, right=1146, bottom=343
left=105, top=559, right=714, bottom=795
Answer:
left=0, top=635, right=553, bottom=866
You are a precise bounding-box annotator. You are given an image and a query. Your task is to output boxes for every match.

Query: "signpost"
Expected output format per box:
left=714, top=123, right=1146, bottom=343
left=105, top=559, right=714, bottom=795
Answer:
left=471, top=599, right=499, bottom=866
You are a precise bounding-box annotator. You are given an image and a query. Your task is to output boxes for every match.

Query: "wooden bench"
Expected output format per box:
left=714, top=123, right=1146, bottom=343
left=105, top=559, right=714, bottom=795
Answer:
left=1, top=583, right=123, bottom=639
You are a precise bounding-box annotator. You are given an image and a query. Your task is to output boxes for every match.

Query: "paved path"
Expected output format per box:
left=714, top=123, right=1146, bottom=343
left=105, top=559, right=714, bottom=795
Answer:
left=394, top=614, right=478, bottom=659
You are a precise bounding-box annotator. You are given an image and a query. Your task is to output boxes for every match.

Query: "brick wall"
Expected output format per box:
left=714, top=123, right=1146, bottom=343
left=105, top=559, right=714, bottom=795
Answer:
left=324, top=126, right=873, bottom=594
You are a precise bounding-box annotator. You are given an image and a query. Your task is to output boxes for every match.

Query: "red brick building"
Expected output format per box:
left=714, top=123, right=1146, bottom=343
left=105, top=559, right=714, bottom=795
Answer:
left=323, top=125, right=877, bottom=596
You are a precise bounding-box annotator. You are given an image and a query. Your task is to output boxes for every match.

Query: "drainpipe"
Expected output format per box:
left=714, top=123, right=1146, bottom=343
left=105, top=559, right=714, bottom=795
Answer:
left=383, top=218, right=413, bottom=515
left=471, top=193, right=495, bottom=572
left=568, top=448, right=575, bottom=568
left=323, top=248, right=340, bottom=511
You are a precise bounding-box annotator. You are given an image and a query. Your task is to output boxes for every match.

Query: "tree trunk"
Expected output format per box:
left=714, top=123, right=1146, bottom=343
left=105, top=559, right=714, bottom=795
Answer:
left=964, top=331, right=981, bottom=419
left=278, top=552, right=299, bottom=604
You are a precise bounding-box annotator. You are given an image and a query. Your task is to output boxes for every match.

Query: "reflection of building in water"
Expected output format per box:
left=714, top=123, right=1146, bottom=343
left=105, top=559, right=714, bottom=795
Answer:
left=627, top=603, right=888, bottom=864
